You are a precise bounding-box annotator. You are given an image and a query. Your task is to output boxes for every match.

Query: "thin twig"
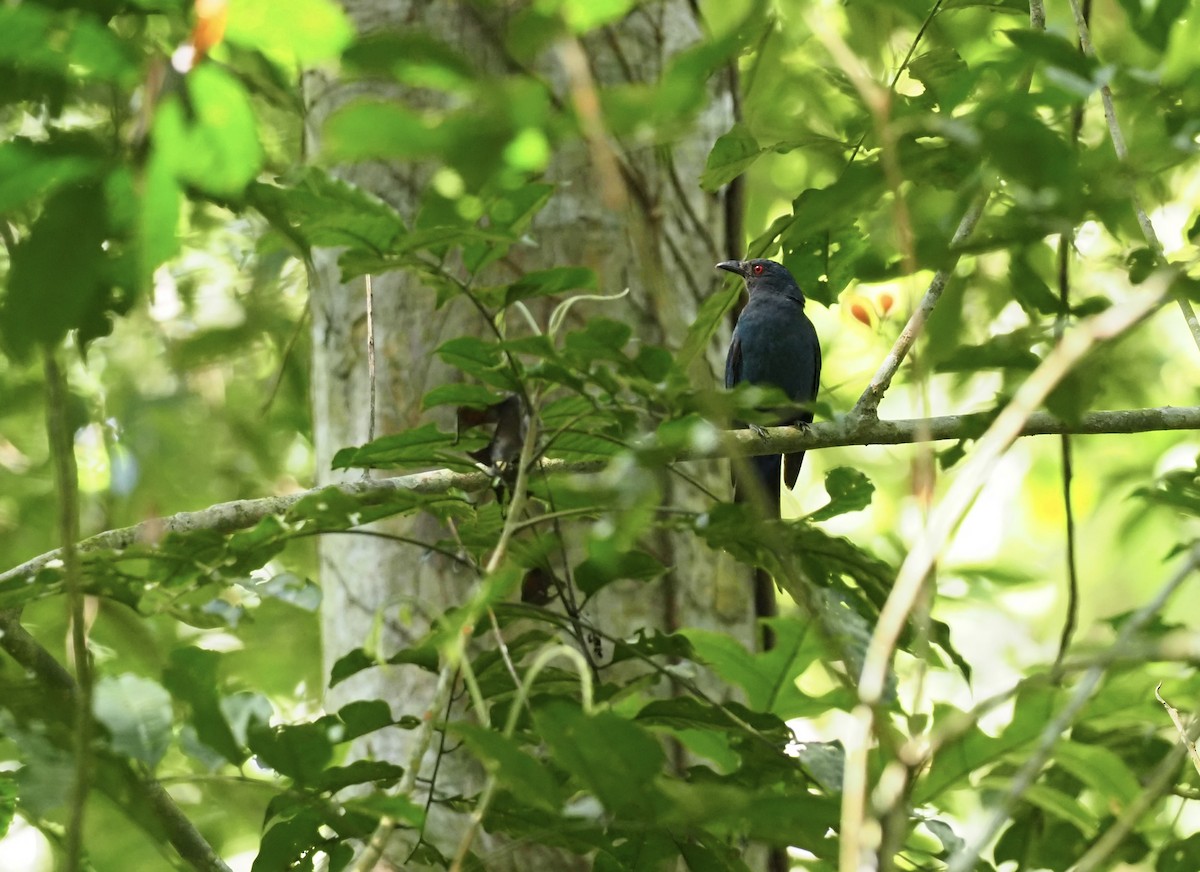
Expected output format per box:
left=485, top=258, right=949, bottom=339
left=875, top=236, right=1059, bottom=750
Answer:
left=44, top=351, right=91, bottom=872
left=364, top=273, right=377, bottom=450
left=851, top=188, right=990, bottom=419
left=348, top=662, right=459, bottom=872
left=1053, top=20, right=1089, bottom=668
left=1155, top=684, right=1200, bottom=776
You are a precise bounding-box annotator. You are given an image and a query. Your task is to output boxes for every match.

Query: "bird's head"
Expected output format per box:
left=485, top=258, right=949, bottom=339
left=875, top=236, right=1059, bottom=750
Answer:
left=716, top=258, right=803, bottom=302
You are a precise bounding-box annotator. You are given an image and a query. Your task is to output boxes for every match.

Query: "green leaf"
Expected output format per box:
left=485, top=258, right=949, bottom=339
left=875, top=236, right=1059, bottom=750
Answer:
left=739, top=793, right=839, bottom=852
left=0, top=4, right=136, bottom=84
left=1053, top=740, right=1141, bottom=809
left=0, top=772, right=14, bottom=839
left=140, top=152, right=182, bottom=283
left=252, top=808, right=323, bottom=872
left=807, top=467, right=875, bottom=522
left=678, top=280, right=739, bottom=368
left=1010, top=781, right=1100, bottom=835
left=312, top=760, right=404, bottom=793
left=700, top=123, right=764, bottom=191
left=916, top=686, right=1058, bottom=802
left=575, top=548, right=666, bottom=596
left=436, top=336, right=521, bottom=391
left=321, top=101, right=445, bottom=163
left=1009, top=252, right=1062, bottom=316
left=681, top=620, right=823, bottom=715
left=533, top=700, right=666, bottom=817
left=336, top=700, right=395, bottom=741
left=92, top=674, right=174, bottom=769
left=1002, top=29, right=1099, bottom=91
left=908, top=47, right=971, bottom=110
left=0, top=139, right=105, bottom=213
left=344, top=793, right=426, bottom=826
left=1158, top=834, right=1200, bottom=872
left=250, top=167, right=408, bottom=253
left=554, top=0, right=636, bottom=32
left=498, top=266, right=598, bottom=308
left=934, top=332, right=1042, bottom=373
left=153, top=64, right=263, bottom=197
left=344, top=30, right=476, bottom=90
left=421, top=382, right=508, bottom=411
left=331, top=422, right=466, bottom=471
left=453, top=723, right=564, bottom=812
left=163, top=647, right=244, bottom=765
left=225, top=0, right=353, bottom=69
left=248, top=721, right=335, bottom=784
left=2, top=183, right=110, bottom=360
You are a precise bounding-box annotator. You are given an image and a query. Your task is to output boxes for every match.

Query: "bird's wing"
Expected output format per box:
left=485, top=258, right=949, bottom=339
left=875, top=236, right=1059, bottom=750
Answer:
left=724, top=332, right=742, bottom=390
left=812, top=335, right=822, bottom=399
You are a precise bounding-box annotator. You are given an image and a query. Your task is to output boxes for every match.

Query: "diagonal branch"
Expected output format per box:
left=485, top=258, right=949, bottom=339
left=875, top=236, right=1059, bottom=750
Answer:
left=4, top=403, right=1200, bottom=588
left=851, top=190, right=989, bottom=419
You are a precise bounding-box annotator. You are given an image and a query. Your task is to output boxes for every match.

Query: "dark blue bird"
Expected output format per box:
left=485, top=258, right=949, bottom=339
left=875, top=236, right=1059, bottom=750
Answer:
left=717, top=258, right=821, bottom=516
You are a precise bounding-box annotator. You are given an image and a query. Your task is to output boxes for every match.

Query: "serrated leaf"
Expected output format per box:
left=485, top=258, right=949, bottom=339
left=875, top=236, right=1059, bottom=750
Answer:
left=331, top=422, right=464, bottom=470
left=249, top=167, right=408, bottom=253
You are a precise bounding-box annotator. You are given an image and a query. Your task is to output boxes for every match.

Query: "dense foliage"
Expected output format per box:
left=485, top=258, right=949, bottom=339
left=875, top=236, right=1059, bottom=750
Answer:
left=2, top=1, right=1200, bottom=871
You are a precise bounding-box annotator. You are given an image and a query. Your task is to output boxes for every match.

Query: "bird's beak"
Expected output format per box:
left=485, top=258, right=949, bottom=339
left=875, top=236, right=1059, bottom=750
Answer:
left=715, top=260, right=744, bottom=276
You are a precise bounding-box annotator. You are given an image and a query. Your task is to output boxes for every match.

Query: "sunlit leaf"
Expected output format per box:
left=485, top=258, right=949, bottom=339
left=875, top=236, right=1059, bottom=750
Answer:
left=225, top=0, right=353, bottom=68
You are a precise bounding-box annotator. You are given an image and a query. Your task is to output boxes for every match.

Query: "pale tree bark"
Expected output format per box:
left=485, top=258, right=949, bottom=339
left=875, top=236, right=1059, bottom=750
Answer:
left=305, top=2, right=749, bottom=868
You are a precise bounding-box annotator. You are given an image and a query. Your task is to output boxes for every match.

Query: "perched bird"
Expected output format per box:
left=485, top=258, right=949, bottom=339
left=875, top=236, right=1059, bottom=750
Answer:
left=717, top=258, right=821, bottom=516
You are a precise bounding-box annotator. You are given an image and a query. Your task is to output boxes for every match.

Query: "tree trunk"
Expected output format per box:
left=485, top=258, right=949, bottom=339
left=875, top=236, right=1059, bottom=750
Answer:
left=306, top=2, right=752, bottom=867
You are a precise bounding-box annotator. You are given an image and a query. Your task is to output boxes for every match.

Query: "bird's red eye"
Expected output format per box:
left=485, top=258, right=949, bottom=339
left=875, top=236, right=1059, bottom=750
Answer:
left=752, top=264, right=764, bottom=275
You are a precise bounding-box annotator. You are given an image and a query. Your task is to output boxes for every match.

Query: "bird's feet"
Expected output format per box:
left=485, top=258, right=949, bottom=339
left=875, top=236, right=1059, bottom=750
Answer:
left=749, top=423, right=769, bottom=439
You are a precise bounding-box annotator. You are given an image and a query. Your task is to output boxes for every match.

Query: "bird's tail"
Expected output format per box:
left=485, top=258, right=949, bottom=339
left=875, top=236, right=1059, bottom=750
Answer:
left=733, top=453, right=783, bottom=516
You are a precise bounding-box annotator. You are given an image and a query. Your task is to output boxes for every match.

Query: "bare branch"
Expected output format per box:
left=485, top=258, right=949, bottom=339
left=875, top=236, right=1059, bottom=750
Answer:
left=4, top=402, right=1200, bottom=588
